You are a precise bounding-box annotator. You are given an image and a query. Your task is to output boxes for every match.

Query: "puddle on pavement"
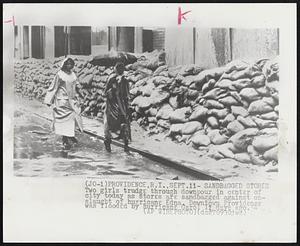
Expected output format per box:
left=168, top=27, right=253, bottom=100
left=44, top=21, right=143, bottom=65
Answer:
left=13, top=110, right=195, bottom=180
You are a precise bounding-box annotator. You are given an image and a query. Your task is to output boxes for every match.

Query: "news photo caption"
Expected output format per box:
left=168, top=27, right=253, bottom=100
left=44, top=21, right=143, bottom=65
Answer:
left=84, top=179, right=269, bottom=215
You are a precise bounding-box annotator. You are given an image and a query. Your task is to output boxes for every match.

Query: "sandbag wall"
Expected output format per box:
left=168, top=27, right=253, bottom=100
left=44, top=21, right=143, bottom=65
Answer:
left=14, top=53, right=279, bottom=166
left=126, top=56, right=279, bottom=167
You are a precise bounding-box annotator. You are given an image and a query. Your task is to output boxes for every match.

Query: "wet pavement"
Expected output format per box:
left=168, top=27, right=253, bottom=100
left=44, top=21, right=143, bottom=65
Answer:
left=13, top=110, right=196, bottom=179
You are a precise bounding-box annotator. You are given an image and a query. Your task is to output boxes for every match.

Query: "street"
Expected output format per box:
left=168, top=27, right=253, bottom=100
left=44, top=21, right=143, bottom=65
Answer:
left=14, top=109, right=195, bottom=180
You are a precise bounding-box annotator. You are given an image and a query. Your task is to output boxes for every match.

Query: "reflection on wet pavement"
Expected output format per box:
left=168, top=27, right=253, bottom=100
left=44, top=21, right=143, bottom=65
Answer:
left=14, top=110, right=195, bottom=180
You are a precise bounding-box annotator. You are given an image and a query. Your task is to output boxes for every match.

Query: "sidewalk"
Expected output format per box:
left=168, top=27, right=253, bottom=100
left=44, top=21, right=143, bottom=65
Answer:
left=15, top=96, right=277, bottom=181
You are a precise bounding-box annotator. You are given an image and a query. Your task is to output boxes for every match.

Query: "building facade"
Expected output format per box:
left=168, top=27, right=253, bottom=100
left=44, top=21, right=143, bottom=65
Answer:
left=14, top=26, right=165, bottom=60
left=14, top=25, right=279, bottom=68
left=165, top=27, right=279, bottom=68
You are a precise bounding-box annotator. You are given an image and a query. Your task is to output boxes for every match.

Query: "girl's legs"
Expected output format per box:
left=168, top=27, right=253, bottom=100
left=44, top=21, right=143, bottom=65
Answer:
left=120, top=123, right=129, bottom=152
left=62, top=136, right=71, bottom=150
left=104, top=115, right=112, bottom=152
left=69, top=136, right=78, bottom=144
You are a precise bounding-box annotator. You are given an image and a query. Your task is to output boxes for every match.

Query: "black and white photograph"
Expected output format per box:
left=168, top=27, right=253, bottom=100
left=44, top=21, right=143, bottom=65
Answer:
left=3, top=3, right=296, bottom=243
left=13, top=25, right=279, bottom=180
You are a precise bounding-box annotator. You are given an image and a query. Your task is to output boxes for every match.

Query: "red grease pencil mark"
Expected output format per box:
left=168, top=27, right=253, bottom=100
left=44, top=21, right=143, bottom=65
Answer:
left=178, top=7, right=191, bottom=25
left=3, top=16, right=15, bottom=26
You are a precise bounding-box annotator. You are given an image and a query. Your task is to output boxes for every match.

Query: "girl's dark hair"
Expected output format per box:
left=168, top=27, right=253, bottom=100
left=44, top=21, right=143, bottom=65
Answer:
left=62, top=58, right=75, bottom=70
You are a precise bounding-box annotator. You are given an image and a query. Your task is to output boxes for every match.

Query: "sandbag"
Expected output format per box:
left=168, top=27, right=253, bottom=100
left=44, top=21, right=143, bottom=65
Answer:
left=262, top=97, right=277, bottom=107
left=189, top=106, right=208, bottom=121
left=224, top=60, right=250, bottom=73
left=148, top=117, right=157, bottom=123
left=247, top=145, right=268, bottom=166
left=256, top=86, right=270, bottom=96
left=186, top=89, right=199, bottom=99
left=181, top=121, right=203, bottom=135
left=259, top=111, right=278, bottom=121
left=232, top=66, right=261, bottom=80
left=229, top=128, right=259, bottom=151
left=219, top=96, right=239, bottom=106
left=157, top=119, right=170, bottom=129
left=156, top=104, right=174, bottom=120
left=207, top=116, right=219, bottom=129
left=136, top=67, right=153, bottom=77
left=169, top=107, right=191, bottom=123
left=221, top=114, right=235, bottom=127
left=182, top=75, right=197, bottom=87
left=218, top=145, right=235, bottom=159
left=149, top=89, right=170, bottom=105
left=248, top=100, right=274, bottom=114
left=203, top=99, right=225, bottom=109
left=202, top=79, right=217, bottom=94
left=252, top=134, right=278, bottom=153
left=227, top=120, right=245, bottom=134
left=153, top=65, right=168, bottom=76
left=251, top=74, right=266, bottom=87
left=147, top=107, right=158, bottom=117
left=229, top=91, right=244, bottom=105
left=239, top=88, right=261, bottom=101
left=207, top=108, right=229, bottom=119
left=226, top=142, right=240, bottom=153
left=259, top=128, right=278, bottom=135
left=168, top=65, right=182, bottom=78
left=169, top=123, right=184, bottom=135
left=135, top=77, right=149, bottom=87
left=234, top=153, right=252, bottom=164
left=263, top=145, right=278, bottom=161
left=131, top=96, right=152, bottom=109
left=194, top=67, right=225, bottom=89
left=231, top=106, right=249, bottom=117
left=203, top=88, right=227, bottom=100
left=179, top=64, right=203, bottom=76
left=210, top=144, right=235, bottom=159
left=153, top=76, right=173, bottom=87
left=252, top=117, right=277, bottom=129
left=237, top=115, right=257, bottom=128
left=232, top=78, right=252, bottom=90
left=130, top=87, right=140, bottom=98
left=207, top=130, right=228, bottom=145
left=240, top=99, right=250, bottom=108
left=81, top=74, right=94, bottom=85
left=140, top=82, right=155, bottom=97
left=215, top=79, right=236, bottom=90
left=190, top=132, right=211, bottom=147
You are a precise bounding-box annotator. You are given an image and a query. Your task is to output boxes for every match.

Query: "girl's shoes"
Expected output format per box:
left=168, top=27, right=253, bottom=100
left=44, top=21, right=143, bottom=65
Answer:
left=104, top=139, right=111, bottom=152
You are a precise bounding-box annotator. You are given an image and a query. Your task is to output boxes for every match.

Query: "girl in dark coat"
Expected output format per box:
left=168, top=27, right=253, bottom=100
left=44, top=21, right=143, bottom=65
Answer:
left=103, top=62, right=131, bottom=152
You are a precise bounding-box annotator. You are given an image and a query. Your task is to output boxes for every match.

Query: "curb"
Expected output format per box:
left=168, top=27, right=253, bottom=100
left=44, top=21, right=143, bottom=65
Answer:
left=27, top=108, right=220, bottom=181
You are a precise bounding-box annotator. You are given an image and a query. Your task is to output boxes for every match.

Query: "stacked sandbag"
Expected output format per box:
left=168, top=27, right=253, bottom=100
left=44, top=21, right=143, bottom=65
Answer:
left=14, top=52, right=279, bottom=167
left=144, top=57, right=279, bottom=166
left=14, top=58, right=59, bottom=101
left=198, top=57, right=279, bottom=165
left=127, top=49, right=166, bottom=71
